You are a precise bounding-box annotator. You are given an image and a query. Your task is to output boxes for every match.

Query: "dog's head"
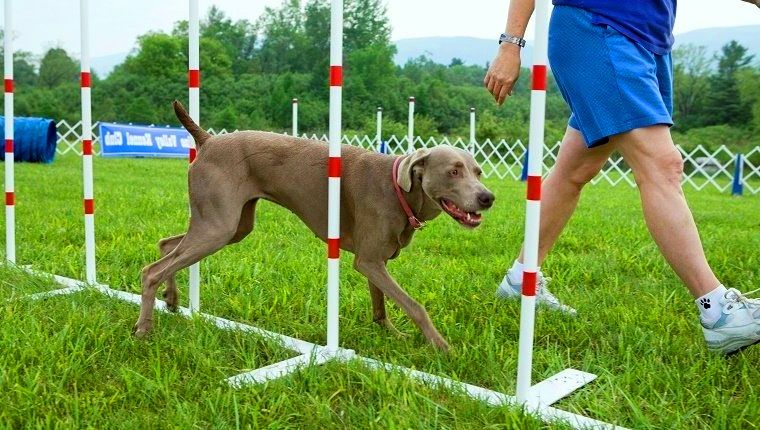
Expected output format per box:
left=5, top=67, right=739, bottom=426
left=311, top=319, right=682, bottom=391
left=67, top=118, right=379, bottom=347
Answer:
left=397, top=146, right=495, bottom=228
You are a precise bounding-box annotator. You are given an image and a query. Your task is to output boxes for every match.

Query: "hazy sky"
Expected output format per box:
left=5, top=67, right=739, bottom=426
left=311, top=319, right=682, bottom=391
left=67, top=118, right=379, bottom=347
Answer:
left=1, top=0, right=759, bottom=58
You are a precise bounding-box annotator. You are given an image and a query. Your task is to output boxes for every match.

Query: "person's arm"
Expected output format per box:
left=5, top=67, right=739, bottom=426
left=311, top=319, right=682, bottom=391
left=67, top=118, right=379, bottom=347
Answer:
left=483, top=0, right=535, bottom=105
left=740, top=0, right=759, bottom=8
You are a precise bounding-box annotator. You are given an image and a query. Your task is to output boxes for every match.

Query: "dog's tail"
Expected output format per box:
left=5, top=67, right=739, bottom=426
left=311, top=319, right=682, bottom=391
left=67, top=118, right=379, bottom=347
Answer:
left=173, top=100, right=211, bottom=147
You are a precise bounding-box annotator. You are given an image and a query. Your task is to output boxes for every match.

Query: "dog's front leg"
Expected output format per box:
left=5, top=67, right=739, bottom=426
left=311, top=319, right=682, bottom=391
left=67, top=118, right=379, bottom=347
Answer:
left=368, top=281, right=407, bottom=338
left=355, top=257, right=449, bottom=351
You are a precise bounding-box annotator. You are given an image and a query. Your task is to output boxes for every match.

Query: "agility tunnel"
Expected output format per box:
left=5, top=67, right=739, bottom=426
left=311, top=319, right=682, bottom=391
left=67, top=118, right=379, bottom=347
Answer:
left=0, top=116, right=57, bottom=163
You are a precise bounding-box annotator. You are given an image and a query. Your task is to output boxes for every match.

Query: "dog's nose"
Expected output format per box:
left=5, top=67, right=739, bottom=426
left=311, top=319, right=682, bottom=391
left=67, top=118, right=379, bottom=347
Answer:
left=478, top=191, right=495, bottom=208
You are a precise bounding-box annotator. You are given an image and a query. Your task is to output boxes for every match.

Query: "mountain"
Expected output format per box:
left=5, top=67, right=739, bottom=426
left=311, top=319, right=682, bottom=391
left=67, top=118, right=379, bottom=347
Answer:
left=91, top=52, right=128, bottom=77
left=393, top=25, right=760, bottom=67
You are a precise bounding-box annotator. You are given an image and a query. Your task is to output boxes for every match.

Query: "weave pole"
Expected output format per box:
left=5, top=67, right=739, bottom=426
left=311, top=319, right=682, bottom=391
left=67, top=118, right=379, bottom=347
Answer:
left=407, top=96, right=415, bottom=154
left=187, top=0, right=201, bottom=312
left=292, top=98, right=298, bottom=137
left=469, top=107, right=476, bottom=156
left=376, top=107, right=382, bottom=152
left=80, top=0, right=96, bottom=284
left=516, top=0, right=549, bottom=403
left=326, top=0, right=343, bottom=352
left=4, top=0, right=15, bottom=264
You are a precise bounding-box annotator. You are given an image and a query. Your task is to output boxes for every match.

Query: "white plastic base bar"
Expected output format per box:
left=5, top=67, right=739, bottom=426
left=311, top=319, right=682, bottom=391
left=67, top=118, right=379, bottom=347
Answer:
left=22, top=285, right=85, bottom=301
left=227, top=352, right=325, bottom=388
left=22, top=269, right=625, bottom=430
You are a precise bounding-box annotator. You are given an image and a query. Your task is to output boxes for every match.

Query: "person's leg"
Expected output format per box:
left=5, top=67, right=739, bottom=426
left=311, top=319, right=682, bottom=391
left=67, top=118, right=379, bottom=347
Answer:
left=613, top=125, right=718, bottom=297
left=518, top=126, right=617, bottom=265
left=497, top=126, right=616, bottom=312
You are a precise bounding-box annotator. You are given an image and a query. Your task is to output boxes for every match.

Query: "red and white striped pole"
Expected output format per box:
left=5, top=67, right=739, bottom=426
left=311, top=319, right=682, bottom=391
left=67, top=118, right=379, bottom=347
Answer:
left=188, top=0, right=201, bottom=312
left=292, top=98, right=298, bottom=137
left=407, top=96, right=415, bottom=154
left=326, top=0, right=343, bottom=352
left=80, top=0, right=96, bottom=284
left=4, top=0, right=15, bottom=264
left=516, top=0, right=549, bottom=404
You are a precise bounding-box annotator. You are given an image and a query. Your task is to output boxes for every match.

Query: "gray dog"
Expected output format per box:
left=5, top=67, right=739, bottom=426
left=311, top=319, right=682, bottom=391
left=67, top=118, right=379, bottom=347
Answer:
left=133, top=101, right=495, bottom=351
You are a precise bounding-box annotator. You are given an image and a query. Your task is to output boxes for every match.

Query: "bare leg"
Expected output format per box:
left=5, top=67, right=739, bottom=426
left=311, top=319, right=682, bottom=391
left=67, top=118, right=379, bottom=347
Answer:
left=614, top=125, right=719, bottom=297
left=518, top=126, right=617, bottom=264
left=368, top=281, right=406, bottom=337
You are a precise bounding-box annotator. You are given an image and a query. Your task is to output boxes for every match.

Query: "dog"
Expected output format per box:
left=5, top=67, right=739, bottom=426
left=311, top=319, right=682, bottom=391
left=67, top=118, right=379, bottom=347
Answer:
left=133, top=101, right=495, bottom=351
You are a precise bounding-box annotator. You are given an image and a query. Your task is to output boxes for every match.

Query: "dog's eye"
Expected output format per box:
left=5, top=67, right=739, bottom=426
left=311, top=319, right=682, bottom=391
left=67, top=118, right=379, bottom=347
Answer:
left=450, top=169, right=458, bottom=176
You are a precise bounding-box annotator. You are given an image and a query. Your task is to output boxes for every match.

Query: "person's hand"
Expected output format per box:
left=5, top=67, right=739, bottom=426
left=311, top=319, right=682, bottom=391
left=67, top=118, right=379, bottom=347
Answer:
left=740, top=0, right=760, bottom=8
left=483, top=43, right=522, bottom=105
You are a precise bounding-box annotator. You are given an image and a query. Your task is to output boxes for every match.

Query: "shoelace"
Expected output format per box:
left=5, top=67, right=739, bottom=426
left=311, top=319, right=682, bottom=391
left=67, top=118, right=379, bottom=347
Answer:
left=724, top=288, right=760, bottom=307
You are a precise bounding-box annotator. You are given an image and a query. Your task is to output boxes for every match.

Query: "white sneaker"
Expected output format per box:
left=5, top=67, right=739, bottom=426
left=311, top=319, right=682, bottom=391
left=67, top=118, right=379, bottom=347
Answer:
left=496, top=268, right=577, bottom=315
left=702, top=288, right=760, bottom=355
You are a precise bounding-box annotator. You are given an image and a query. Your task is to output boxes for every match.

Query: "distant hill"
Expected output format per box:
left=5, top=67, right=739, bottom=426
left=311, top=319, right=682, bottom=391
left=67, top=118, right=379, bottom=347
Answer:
left=394, top=25, right=760, bottom=67
left=91, top=52, right=128, bottom=77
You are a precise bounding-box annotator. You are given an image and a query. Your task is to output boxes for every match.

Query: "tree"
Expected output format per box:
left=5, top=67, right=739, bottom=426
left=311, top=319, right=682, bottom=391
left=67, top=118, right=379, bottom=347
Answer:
left=703, top=41, right=754, bottom=126
left=672, top=44, right=712, bottom=130
left=38, top=47, right=78, bottom=88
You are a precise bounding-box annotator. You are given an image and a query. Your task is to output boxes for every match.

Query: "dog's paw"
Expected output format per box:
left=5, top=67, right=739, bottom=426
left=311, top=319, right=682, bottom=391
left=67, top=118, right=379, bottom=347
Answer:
left=162, top=290, right=179, bottom=312
left=132, top=321, right=152, bottom=339
left=375, top=318, right=409, bottom=338
left=431, top=336, right=451, bottom=353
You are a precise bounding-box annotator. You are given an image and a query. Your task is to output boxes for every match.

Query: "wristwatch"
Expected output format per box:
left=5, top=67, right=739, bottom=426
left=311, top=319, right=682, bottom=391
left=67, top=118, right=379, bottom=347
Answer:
left=499, top=33, right=526, bottom=48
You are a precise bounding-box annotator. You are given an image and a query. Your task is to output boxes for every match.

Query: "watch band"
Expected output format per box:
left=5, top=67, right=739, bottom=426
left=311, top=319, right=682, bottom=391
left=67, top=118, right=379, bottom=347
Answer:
left=499, top=33, right=526, bottom=48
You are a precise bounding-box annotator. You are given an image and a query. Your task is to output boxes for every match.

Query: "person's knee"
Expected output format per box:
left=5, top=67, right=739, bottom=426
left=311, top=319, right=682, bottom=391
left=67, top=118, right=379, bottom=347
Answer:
left=635, top=148, right=684, bottom=187
left=617, top=126, right=684, bottom=188
left=567, top=160, right=604, bottom=187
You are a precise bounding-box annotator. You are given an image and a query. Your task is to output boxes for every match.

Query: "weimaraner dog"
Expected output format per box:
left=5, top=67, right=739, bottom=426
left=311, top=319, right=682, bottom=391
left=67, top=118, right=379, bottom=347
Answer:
left=133, top=101, right=495, bottom=351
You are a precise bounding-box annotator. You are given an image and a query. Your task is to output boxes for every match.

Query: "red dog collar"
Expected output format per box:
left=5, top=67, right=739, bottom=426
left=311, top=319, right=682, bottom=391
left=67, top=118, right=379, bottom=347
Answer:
left=392, top=156, right=424, bottom=230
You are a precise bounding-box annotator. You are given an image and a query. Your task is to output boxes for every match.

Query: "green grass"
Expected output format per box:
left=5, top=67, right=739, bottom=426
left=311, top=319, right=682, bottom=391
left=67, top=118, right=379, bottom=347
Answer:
left=0, top=153, right=758, bottom=429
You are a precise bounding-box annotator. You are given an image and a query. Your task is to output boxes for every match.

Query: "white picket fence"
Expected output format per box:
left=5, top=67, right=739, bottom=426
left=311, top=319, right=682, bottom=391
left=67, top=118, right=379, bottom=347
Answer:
left=55, top=120, right=759, bottom=194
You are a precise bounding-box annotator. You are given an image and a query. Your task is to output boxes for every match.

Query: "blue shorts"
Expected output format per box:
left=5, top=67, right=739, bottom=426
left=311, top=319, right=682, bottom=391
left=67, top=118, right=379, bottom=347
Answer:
left=548, top=5, right=674, bottom=148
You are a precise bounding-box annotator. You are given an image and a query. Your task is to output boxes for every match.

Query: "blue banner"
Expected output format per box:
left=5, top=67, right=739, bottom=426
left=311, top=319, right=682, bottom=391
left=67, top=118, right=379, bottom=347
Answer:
left=99, top=122, right=193, bottom=158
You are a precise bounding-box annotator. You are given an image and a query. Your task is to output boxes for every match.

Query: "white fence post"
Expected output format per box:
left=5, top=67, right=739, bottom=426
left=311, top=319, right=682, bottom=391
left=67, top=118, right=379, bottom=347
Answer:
left=376, top=107, right=382, bottom=152
left=469, top=107, right=476, bottom=156
left=407, top=96, right=415, bottom=154
left=292, top=98, right=298, bottom=137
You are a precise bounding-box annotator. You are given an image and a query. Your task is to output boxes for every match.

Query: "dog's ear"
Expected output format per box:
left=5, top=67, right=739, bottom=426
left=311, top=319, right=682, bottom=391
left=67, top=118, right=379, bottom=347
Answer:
left=397, top=148, right=430, bottom=192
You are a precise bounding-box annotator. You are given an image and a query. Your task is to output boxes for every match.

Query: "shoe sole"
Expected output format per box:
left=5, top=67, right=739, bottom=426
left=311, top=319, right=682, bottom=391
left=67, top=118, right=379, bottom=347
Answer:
left=708, top=332, right=760, bottom=356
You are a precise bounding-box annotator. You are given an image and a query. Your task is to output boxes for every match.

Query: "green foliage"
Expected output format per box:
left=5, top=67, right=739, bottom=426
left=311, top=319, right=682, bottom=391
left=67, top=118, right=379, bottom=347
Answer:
left=38, top=47, right=79, bottom=89
left=702, top=41, right=755, bottom=128
left=672, top=125, right=756, bottom=152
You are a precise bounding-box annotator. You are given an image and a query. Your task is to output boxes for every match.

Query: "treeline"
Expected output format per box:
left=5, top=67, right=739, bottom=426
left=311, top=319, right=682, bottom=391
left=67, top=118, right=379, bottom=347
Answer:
left=1, top=0, right=759, bottom=151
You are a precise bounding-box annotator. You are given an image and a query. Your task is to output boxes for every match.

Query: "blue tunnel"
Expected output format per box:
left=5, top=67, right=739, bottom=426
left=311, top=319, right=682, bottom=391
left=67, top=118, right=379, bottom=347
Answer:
left=0, top=116, right=57, bottom=163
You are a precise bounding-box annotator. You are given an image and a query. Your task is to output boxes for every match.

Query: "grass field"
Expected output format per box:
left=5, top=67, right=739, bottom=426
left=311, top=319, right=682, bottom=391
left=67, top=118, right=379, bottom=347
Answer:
left=0, top=153, right=758, bottom=429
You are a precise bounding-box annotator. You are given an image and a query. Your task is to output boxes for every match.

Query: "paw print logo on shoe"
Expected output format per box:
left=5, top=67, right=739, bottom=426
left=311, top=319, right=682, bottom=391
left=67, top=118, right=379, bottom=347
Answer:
left=700, top=298, right=711, bottom=309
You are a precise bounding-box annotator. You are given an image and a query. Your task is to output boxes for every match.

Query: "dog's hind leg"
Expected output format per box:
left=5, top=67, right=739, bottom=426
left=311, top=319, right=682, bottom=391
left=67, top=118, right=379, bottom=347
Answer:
left=369, top=281, right=407, bottom=338
left=133, top=188, right=251, bottom=337
left=153, top=200, right=256, bottom=313
left=228, top=199, right=257, bottom=244
left=157, top=234, right=184, bottom=312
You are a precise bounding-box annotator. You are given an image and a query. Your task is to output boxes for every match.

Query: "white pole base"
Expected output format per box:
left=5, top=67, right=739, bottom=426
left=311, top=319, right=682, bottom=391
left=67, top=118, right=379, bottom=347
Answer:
left=527, top=368, right=597, bottom=407
left=22, top=269, right=624, bottom=430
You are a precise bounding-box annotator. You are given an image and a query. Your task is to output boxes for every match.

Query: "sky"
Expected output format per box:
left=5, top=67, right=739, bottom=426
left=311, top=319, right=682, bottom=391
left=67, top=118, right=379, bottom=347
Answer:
left=1, top=0, right=759, bottom=58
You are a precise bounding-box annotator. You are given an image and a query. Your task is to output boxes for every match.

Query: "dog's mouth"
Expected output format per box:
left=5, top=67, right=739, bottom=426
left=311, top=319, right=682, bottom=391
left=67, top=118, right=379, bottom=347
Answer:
left=440, top=198, right=482, bottom=228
